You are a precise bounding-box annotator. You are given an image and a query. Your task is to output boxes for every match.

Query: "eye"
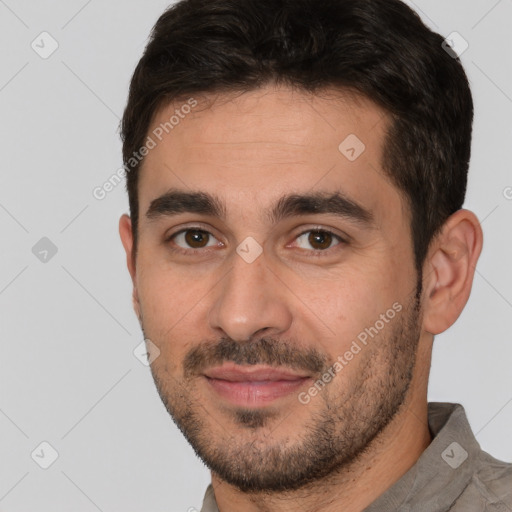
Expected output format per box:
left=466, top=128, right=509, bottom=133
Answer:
left=170, top=229, right=221, bottom=250
left=294, top=229, right=343, bottom=251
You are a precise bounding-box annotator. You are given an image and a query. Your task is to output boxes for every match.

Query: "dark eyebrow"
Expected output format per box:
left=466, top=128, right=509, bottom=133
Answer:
left=146, top=189, right=373, bottom=227
left=146, top=190, right=226, bottom=220
left=269, top=192, right=374, bottom=226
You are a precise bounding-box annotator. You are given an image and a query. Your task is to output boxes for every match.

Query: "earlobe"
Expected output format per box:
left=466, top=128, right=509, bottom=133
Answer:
left=422, top=209, right=483, bottom=335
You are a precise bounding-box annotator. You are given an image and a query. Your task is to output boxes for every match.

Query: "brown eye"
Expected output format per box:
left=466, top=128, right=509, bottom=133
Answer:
left=308, top=230, right=333, bottom=250
left=184, top=230, right=210, bottom=248
left=294, top=229, right=342, bottom=251
left=171, top=229, right=219, bottom=250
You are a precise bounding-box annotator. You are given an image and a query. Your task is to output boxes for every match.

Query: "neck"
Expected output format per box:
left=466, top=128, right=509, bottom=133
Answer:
left=211, top=394, right=432, bottom=512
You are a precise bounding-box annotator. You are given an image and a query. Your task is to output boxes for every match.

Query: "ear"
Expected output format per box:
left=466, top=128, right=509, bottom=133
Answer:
left=119, top=214, right=141, bottom=322
left=422, top=209, right=483, bottom=335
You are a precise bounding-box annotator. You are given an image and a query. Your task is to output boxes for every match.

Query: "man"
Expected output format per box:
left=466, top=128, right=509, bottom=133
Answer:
left=118, top=0, right=512, bottom=510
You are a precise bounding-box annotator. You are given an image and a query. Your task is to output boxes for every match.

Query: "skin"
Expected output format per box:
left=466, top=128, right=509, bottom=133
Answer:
left=119, top=84, right=483, bottom=512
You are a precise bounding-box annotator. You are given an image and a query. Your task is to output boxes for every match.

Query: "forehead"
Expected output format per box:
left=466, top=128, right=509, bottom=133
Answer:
left=138, top=85, right=406, bottom=226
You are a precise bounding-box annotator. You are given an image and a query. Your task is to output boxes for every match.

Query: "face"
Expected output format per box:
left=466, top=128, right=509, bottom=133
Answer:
left=122, top=85, right=424, bottom=492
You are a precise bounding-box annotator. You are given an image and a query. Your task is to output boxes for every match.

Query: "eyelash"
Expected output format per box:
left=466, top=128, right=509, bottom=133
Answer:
left=165, top=226, right=347, bottom=256
left=292, top=228, right=347, bottom=255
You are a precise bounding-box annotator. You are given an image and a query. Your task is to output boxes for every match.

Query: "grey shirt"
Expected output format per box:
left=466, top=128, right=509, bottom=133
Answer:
left=200, top=402, right=512, bottom=511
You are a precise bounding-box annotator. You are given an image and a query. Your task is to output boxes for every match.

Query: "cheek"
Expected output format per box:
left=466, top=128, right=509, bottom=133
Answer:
left=137, top=248, right=200, bottom=308
left=286, top=265, right=404, bottom=358
left=135, top=260, right=205, bottom=342
left=135, top=254, right=228, bottom=366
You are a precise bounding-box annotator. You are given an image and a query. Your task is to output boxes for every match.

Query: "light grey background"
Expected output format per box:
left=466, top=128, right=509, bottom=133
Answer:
left=0, top=1, right=511, bottom=510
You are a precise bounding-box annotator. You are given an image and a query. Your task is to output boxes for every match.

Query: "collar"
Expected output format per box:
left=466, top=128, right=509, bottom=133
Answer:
left=200, top=403, right=481, bottom=512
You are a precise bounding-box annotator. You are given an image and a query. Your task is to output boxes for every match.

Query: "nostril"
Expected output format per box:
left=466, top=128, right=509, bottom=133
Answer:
left=253, top=327, right=272, bottom=338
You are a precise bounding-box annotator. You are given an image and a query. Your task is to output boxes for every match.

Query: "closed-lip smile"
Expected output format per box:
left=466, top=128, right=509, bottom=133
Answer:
left=203, top=363, right=312, bottom=406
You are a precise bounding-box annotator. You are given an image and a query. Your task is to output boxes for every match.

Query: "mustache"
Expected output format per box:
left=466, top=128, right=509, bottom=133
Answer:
left=183, top=337, right=329, bottom=377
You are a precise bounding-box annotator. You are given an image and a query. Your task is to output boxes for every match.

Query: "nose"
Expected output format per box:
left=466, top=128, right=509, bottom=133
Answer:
left=208, top=248, right=293, bottom=342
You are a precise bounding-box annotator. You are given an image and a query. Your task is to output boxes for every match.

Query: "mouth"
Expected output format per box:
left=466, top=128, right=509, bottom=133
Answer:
left=202, top=363, right=312, bottom=407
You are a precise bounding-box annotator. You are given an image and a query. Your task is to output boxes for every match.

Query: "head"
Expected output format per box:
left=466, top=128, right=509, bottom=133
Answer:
left=119, top=0, right=482, bottom=493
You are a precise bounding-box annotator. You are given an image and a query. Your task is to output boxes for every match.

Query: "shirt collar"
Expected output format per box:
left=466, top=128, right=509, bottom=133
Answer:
left=364, top=402, right=481, bottom=511
left=200, top=402, right=480, bottom=512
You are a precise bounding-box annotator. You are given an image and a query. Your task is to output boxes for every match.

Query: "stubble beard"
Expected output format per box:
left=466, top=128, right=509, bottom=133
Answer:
left=145, top=296, right=422, bottom=493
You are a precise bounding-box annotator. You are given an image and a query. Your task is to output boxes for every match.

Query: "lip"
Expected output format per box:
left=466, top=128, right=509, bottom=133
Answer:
left=203, top=363, right=311, bottom=407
